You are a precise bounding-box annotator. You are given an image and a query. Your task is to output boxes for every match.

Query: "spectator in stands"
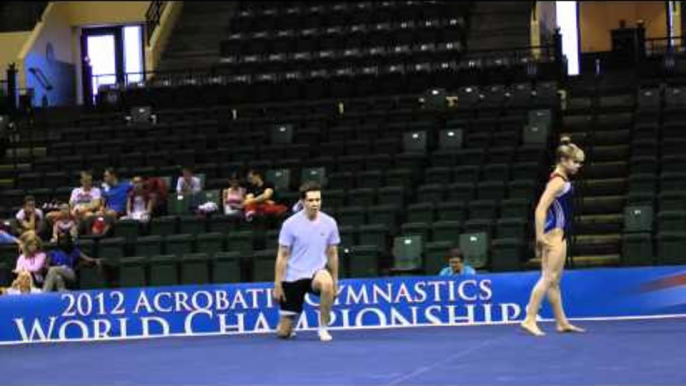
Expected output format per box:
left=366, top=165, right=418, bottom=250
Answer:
left=51, top=203, right=78, bottom=242
left=126, top=176, right=155, bottom=222
left=43, top=232, right=100, bottom=292
left=0, top=270, right=41, bottom=295
left=223, top=172, right=246, bottom=217
left=14, top=231, right=47, bottom=287
left=69, top=171, right=103, bottom=221
left=439, top=248, right=476, bottom=276
left=0, top=219, right=20, bottom=246
left=244, top=169, right=288, bottom=221
left=145, top=176, right=168, bottom=216
left=100, top=168, right=132, bottom=218
left=15, top=196, right=44, bottom=236
left=176, top=166, right=202, bottom=195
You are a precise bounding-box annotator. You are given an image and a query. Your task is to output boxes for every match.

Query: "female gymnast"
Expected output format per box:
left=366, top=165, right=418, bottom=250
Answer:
left=520, top=136, right=586, bottom=336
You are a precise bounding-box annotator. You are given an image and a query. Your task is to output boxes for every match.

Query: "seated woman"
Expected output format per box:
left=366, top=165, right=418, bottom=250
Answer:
left=125, top=176, right=155, bottom=222
left=223, top=173, right=246, bottom=217
left=43, top=233, right=100, bottom=292
left=51, top=203, right=78, bottom=242
left=14, top=231, right=47, bottom=287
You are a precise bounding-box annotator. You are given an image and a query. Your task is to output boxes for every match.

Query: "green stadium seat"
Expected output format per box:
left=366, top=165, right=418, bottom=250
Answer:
left=407, top=202, right=436, bottom=223
left=181, top=253, right=210, bottom=285
left=150, top=216, right=178, bottom=236
left=391, top=235, right=423, bottom=273
left=179, top=215, right=206, bottom=236
left=113, top=219, right=141, bottom=245
left=253, top=249, right=277, bottom=282
left=347, top=245, right=379, bottom=278
left=459, top=232, right=490, bottom=269
left=622, top=233, right=653, bottom=266
left=400, top=222, right=430, bottom=242
left=338, top=206, right=366, bottom=228
left=357, top=224, right=388, bottom=247
left=97, top=237, right=125, bottom=263
left=468, top=200, right=498, bottom=220
left=436, top=201, right=466, bottom=222
left=491, top=238, right=525, bottom=272
left=657, top=210, right=686, bottom=233
left=196, top=232, right=225, bottom=256
left=212, top=251, right=242, bottom=284
left=165, top=234, right=195, bottom=258
left=656, top=231, right=686, bottom=265
left=119, top=256, right=148, bottom=288
left=431, top=220, right=462, bottom=243
left=134, top=235, right=164, bottom=258
left=624, top=206, right=653, bottom=233
left=149, top=255, right=179, bottom=286
left=226, top=230, right=254, bottom=256
left=496, top=217, right=528, bottom=239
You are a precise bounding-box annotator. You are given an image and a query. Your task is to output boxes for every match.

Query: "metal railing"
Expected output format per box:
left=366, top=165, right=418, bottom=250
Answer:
left=145, top=1, right=167, bottom=45
left=645, top=36, right=686, bottom=56
left=28, top=67, right=53, bottom=92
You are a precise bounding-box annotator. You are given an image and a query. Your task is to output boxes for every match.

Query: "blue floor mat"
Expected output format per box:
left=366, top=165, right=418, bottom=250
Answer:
left=1, top=318, right=684, bottom=385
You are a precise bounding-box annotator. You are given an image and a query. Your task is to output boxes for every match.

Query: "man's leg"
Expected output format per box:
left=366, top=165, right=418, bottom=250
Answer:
left=312, top=270, right=335, bottom=341
left=276, top=315, right=296, bottom=339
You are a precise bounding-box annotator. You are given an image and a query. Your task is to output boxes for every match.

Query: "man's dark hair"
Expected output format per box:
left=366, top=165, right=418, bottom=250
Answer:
left=247, top=169, right=264, bottom=179
left=181, top=166, right=193, bottom=174
left=104, top=167, right=117, bottom=177
left=23, top=195, right=35, bottom=205
left=299, top=181, right=322, bottom=199
left=448, top=248, right=464, bottom=261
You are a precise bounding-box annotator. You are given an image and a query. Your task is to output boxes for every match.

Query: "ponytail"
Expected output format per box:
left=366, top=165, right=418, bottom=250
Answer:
left=556, top=135, right=585, bottom=163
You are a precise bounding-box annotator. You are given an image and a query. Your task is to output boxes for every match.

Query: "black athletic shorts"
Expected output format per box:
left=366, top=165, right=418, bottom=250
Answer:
left=279, top=275, right=321, bottom=315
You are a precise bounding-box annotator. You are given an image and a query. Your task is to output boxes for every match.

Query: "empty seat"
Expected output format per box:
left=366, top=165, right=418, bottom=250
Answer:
left=391, top=235, right=423, bottom=273
left=346, top=245, right=380, bottom=278
left=212, top=251, right=242, bottom=283
left=491, top=238, right=525, bottom=272
left=181, top=253, right=210, bottom=284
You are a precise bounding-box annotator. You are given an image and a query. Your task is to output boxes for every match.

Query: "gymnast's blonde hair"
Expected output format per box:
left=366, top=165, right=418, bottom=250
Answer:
left=556, top=135, right=585, bottom=163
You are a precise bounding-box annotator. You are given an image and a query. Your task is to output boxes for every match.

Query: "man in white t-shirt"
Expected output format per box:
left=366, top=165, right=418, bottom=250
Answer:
left=69, top=171, right=102, bottom=221
left=176, top=166, right=202, bottom=195
left=273, top=182, right=340, bottom=342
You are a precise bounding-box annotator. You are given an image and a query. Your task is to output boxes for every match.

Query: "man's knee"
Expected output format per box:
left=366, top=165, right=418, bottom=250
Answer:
left=46, top=266, right=59, bottom=280
left=314, top=272, right=334, bottom=296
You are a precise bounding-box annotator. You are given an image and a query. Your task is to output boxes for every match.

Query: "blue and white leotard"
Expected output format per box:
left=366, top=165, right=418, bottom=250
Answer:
left=543, top=173, right=573, bottom=236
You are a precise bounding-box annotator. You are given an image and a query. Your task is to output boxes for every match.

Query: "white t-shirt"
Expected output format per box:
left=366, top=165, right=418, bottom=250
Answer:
left=132, top=195, right=147, bottom=214
left=278, top=211, right=340, bottom=282
left=70, top=187, right=102, bottom=207
left=15, top=208, right=44, bottom=222
left=176, top=176, right=202, bottom=194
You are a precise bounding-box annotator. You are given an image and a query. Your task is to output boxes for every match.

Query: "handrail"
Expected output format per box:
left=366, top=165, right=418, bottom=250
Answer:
left=644, top=35, right=685, bottom=56
left=145, top=1, right=167, bottom=46
left=28, top=67, right=53, bottom=91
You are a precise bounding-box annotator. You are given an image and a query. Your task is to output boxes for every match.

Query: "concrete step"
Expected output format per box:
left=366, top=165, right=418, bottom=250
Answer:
left=577, top=178, right=627, bottom=196
left=575, top=214, right=624, bottom=234
left=577, top=195, right=625, bottom=215
left=4, top=147, right=47, bottom=159
left=580, top=161, right=628, bottom=179
left=571, top=234, right=621, bottom=256
left=590, top=145, right=630, bottom=162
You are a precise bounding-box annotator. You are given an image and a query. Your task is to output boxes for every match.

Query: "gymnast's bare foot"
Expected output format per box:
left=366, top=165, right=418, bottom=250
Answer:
left=520, top=320, right=545, bottom=336
left=556, top=323, right=586, bottom=333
